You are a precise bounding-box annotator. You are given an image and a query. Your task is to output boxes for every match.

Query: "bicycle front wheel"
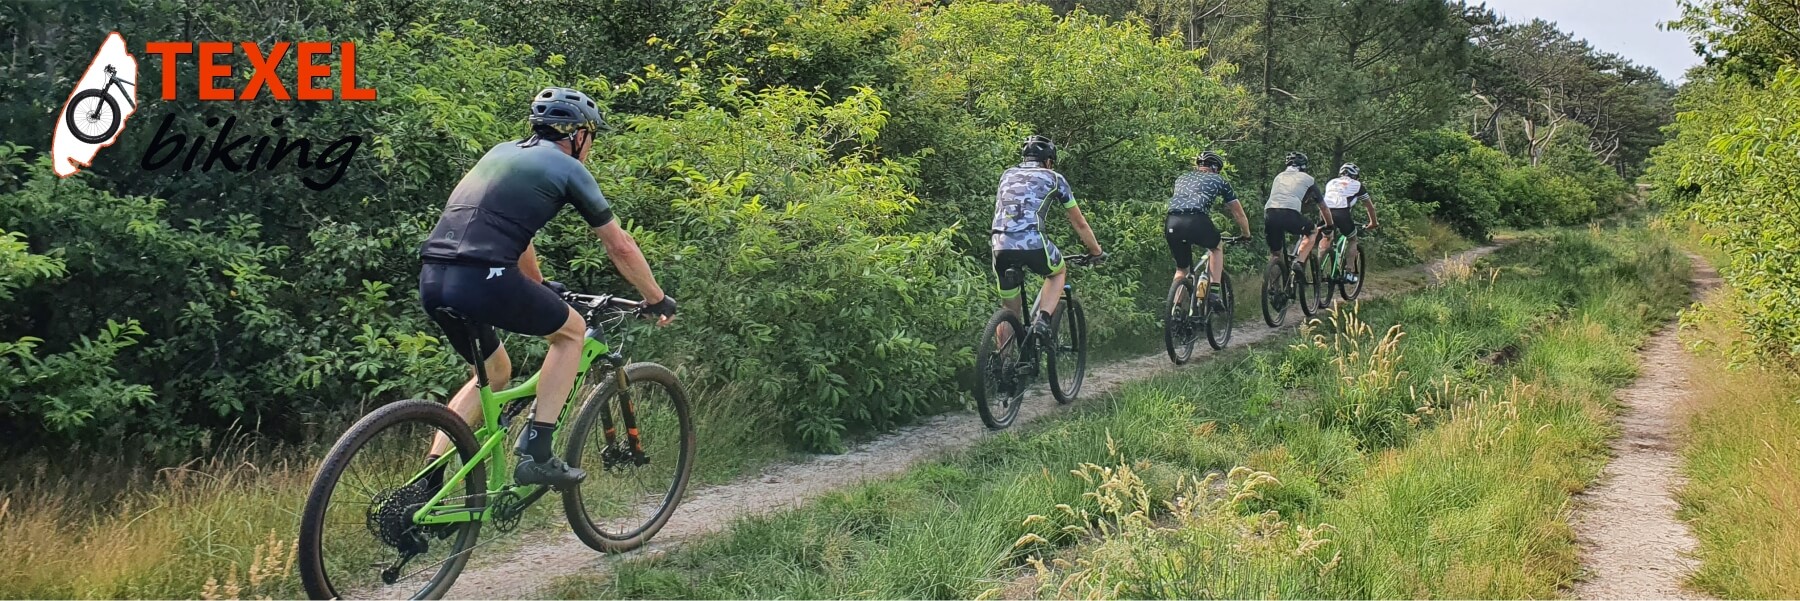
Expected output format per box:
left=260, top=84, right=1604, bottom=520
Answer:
left=564, top=362, right=695, bottom=553
left=975, top=309, right=1027, bottom=429
left=1165, top=277, right=1198, bottom=365
left=1340, top=247, right=1366, bottom=300
left=1207, top=271, right=1235, bottom=350
left=65, top=89, right=121, bottom=144
left=1261, top=260, right=1290, bottom=328
left=1048, top=296, right=1087, bottom=404
left=298, top=400, right=485, bottom=600
left=1301, top=254, right=1325, bottom=317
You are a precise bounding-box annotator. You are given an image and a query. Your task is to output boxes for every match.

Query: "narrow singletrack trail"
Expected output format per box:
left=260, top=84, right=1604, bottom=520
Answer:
left=1569, top=253, right=1720, bottom=600
left=418, top=245, right=1502, bottom=600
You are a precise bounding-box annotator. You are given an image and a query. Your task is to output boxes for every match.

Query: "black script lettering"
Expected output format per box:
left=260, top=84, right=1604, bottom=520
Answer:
left=304, top=135, right=360, bottom=191
left=139, top=114, right=186, bottom=170
left=202, top=115, right=249, bottom=172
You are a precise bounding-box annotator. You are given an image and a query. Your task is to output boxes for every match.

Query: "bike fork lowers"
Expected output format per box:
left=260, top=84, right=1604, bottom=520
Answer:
left=596, top=354, right=650, bottom=468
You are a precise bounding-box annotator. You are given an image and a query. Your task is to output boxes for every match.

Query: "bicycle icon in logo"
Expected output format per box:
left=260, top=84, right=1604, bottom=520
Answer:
left=65, top=64, right=136, bottom=144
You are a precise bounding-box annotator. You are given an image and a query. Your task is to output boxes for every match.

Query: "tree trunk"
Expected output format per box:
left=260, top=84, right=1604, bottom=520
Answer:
left=1259, top=0, right=1276, bottom=190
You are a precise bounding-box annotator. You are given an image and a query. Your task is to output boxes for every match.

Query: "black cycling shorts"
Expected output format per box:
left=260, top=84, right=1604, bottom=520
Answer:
left=992, top=243, right=1065, bottom=295
left=1264, top=208, right=1316, bottom=254
left=1164, top=212, right=1221, bottom=270
left=1328, top=208, right=1359, bottom=238
left=419, top=262, right=572, bottom=363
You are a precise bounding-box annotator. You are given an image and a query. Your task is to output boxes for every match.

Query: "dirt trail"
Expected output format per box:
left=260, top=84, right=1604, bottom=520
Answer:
left=414, top=245, right=1501, bottom=600
left=1569, top=253, right=1721, bottom=600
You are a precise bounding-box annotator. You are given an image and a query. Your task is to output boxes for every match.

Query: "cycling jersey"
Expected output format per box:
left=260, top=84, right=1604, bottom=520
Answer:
left=419, top=141, right=615, bottom=266
left=1323, top=177, right=1371, bottom=209
left=1168, top=170, right=1238, bottom=213
left=990, top=161, right=1076, bottom=251
left=1264, top=167, right=1322, bottom=212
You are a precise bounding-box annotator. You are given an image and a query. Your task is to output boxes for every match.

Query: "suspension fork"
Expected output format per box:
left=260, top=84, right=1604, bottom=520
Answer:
left=595, top=353, right=649, bottom=460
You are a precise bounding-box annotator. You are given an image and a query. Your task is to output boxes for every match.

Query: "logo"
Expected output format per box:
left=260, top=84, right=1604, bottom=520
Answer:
left=53, top=33, right=139, bottom=177
left=52, top=35, right=374, bottom=191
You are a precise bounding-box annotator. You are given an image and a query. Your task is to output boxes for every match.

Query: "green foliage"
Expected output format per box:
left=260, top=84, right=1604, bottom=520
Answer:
left=1650, top=65, right=1800, bottom=363
left=570, top=79, right=988, bottom=451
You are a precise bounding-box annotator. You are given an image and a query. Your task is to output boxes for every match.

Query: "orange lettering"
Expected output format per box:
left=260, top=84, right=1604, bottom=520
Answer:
left=196, top=42, right=233, bottom=101
left=339, top=42, right=375, bottom=101
left=295, top=42, right=332, bottom=100
left=144, top=42, right=191, bottom=101
left=241, top=42, right=291, bottom=100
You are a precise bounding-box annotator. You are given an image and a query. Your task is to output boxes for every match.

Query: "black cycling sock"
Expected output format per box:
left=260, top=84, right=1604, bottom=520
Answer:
left=420, top=456, right=446, bottom=490
left=1037, top=310, right=1053, bottom=327
left=518, top=421, right=557, bottom=462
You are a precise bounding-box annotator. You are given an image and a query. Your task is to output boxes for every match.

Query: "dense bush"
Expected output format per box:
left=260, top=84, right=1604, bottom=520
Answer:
left=1648, top=65, right=1800, bottom=363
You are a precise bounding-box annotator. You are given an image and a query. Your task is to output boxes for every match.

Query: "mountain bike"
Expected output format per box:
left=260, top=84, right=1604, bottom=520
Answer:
left=1261, top=231, right=1323, bottom=327
left=974, top=253, right=1104, bottom=430
left=297, top=289, right=694, bottom=600
left=1166, top=237, right=1249, bottom=364
left=1316, top=223, right=1376, bottom=305
left=65, top=65, right=136, bottom=144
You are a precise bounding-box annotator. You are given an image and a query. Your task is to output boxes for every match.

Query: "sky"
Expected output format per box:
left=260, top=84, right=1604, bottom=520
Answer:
left=1475, top=0, right=1703, bottom=83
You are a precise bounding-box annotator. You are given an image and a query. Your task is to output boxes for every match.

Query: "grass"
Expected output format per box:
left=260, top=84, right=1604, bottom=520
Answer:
left=0, top=384, right=790, bottom=599
left=545, top=227, right=1687, bottom=599
left=1672, top=231, right=1800, bottom=598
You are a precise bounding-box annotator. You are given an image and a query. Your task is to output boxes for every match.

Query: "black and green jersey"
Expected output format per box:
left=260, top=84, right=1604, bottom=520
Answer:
left=420, top=141, right=614, bottom=266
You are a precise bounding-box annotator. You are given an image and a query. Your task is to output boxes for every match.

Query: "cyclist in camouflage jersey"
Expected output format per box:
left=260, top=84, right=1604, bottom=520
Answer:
left=989, top=135, right=1104, bottom=344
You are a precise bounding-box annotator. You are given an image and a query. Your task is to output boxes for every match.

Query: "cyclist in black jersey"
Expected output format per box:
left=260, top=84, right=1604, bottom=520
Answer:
left=418, top=87, right=676, bottom=488
left=1165, top=151, right=1252, bottom=311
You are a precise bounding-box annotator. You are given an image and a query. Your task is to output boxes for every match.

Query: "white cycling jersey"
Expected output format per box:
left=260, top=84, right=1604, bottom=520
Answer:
left=1323, top=177, right=1370, bottom=209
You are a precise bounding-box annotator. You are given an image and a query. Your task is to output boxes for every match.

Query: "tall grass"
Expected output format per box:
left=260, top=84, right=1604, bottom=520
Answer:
left=1677, top=274, right=1800, bottom=598
left=549, top=228, right=1687, bottom=599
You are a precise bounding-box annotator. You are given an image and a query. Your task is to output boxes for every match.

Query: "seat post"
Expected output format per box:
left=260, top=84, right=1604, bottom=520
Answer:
left=437, top=308, right=490, bottom=388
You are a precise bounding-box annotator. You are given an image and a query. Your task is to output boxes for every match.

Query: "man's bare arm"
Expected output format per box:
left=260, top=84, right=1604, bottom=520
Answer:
left=593, top=221, right=667, bottom=304
left=519, top=243, right=546, bottom=283
left=1066, top=206, right=1104, bottom=255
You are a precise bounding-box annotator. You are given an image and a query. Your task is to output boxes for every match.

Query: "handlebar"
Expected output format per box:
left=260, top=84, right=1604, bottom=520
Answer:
left=1066, top=253, right=1107, bottom=267
left=561, top=291, right=646, bottom=315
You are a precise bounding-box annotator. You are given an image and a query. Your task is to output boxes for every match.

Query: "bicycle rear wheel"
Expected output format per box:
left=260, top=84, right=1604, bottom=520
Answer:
left=1261, top=261, right=1290, bottom=327
left=1048, top=296, right=1087, bottom=404
left=298, top=400, right=485, bottom=600
left=564, top=362, right=695, bottom=553
left=975, top=309, right=1027, bottom=429
left=1340, top=247, right=1366, bottom=300
left=1301, top=253, right=1325, bottom=316
left=1165, top=277, right=1199, bottom=365
left=1207, top=271, right=1235, bottom=350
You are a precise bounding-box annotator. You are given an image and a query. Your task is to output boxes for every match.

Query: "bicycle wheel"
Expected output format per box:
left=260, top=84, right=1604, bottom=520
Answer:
left=299, top=400, right=485, bottom=600
left=1048, top=296, right=1087, bottom=404
left=1261, top=260, right=1290, bottom=328
left=1165, top=277, right=1198, bottom=365
left=1340, top=246, right=1366, bottom=301
left=975, top=309, right=1027, bottom=429
left=1300, top=253, right=1324, bottom=317
left=65, top=89, right=121, bottom=144
left=564, top=362, right=695, bottom=553
left=1207, top=271, right=1235, bottom=350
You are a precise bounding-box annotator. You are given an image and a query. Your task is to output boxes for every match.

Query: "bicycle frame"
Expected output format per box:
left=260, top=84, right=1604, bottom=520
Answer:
left=409, top=321, right=638, bottom=526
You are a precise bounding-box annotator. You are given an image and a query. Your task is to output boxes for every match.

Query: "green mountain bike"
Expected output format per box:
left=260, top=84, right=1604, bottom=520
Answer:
left=297, top=290, right=694, bottom=600
left=1316, top=224, right=1376, bottom=307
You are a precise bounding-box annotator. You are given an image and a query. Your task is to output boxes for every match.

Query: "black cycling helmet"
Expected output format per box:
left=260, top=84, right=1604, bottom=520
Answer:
left=1196, top=151, right=1225, bottom=170
left=528, top=87, right=606, bottom=136
left=1339, top=163, right=1360, bottom=178
left=1284, top=151, right=1309, bottom=171
left=1021, top=135, right=1057, bottom=162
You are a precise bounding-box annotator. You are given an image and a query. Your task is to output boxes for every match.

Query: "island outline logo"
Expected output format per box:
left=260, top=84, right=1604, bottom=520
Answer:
left=53, top=32, right=139, bottom=178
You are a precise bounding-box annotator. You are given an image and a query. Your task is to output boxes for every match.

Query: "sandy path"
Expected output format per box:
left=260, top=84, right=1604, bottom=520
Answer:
left=1569, top=253, right=1721, bottom=600
left=399, top=245, right=1501, bottom=600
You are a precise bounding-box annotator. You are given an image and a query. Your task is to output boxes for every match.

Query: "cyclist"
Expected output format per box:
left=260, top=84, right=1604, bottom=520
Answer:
left=417, top=87, right=677, bottom=488
left=990, top=135, right=1104, bottom=346
left=1166, top=151, right=1252, bottom=311
left=1321, top=162, right=1380, bottom=283
left=1263, top=151, right=1327, bottom=272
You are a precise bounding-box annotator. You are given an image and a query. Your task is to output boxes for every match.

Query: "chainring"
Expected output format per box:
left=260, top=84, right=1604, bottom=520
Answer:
left=490, top=491, right=526, bottom=533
